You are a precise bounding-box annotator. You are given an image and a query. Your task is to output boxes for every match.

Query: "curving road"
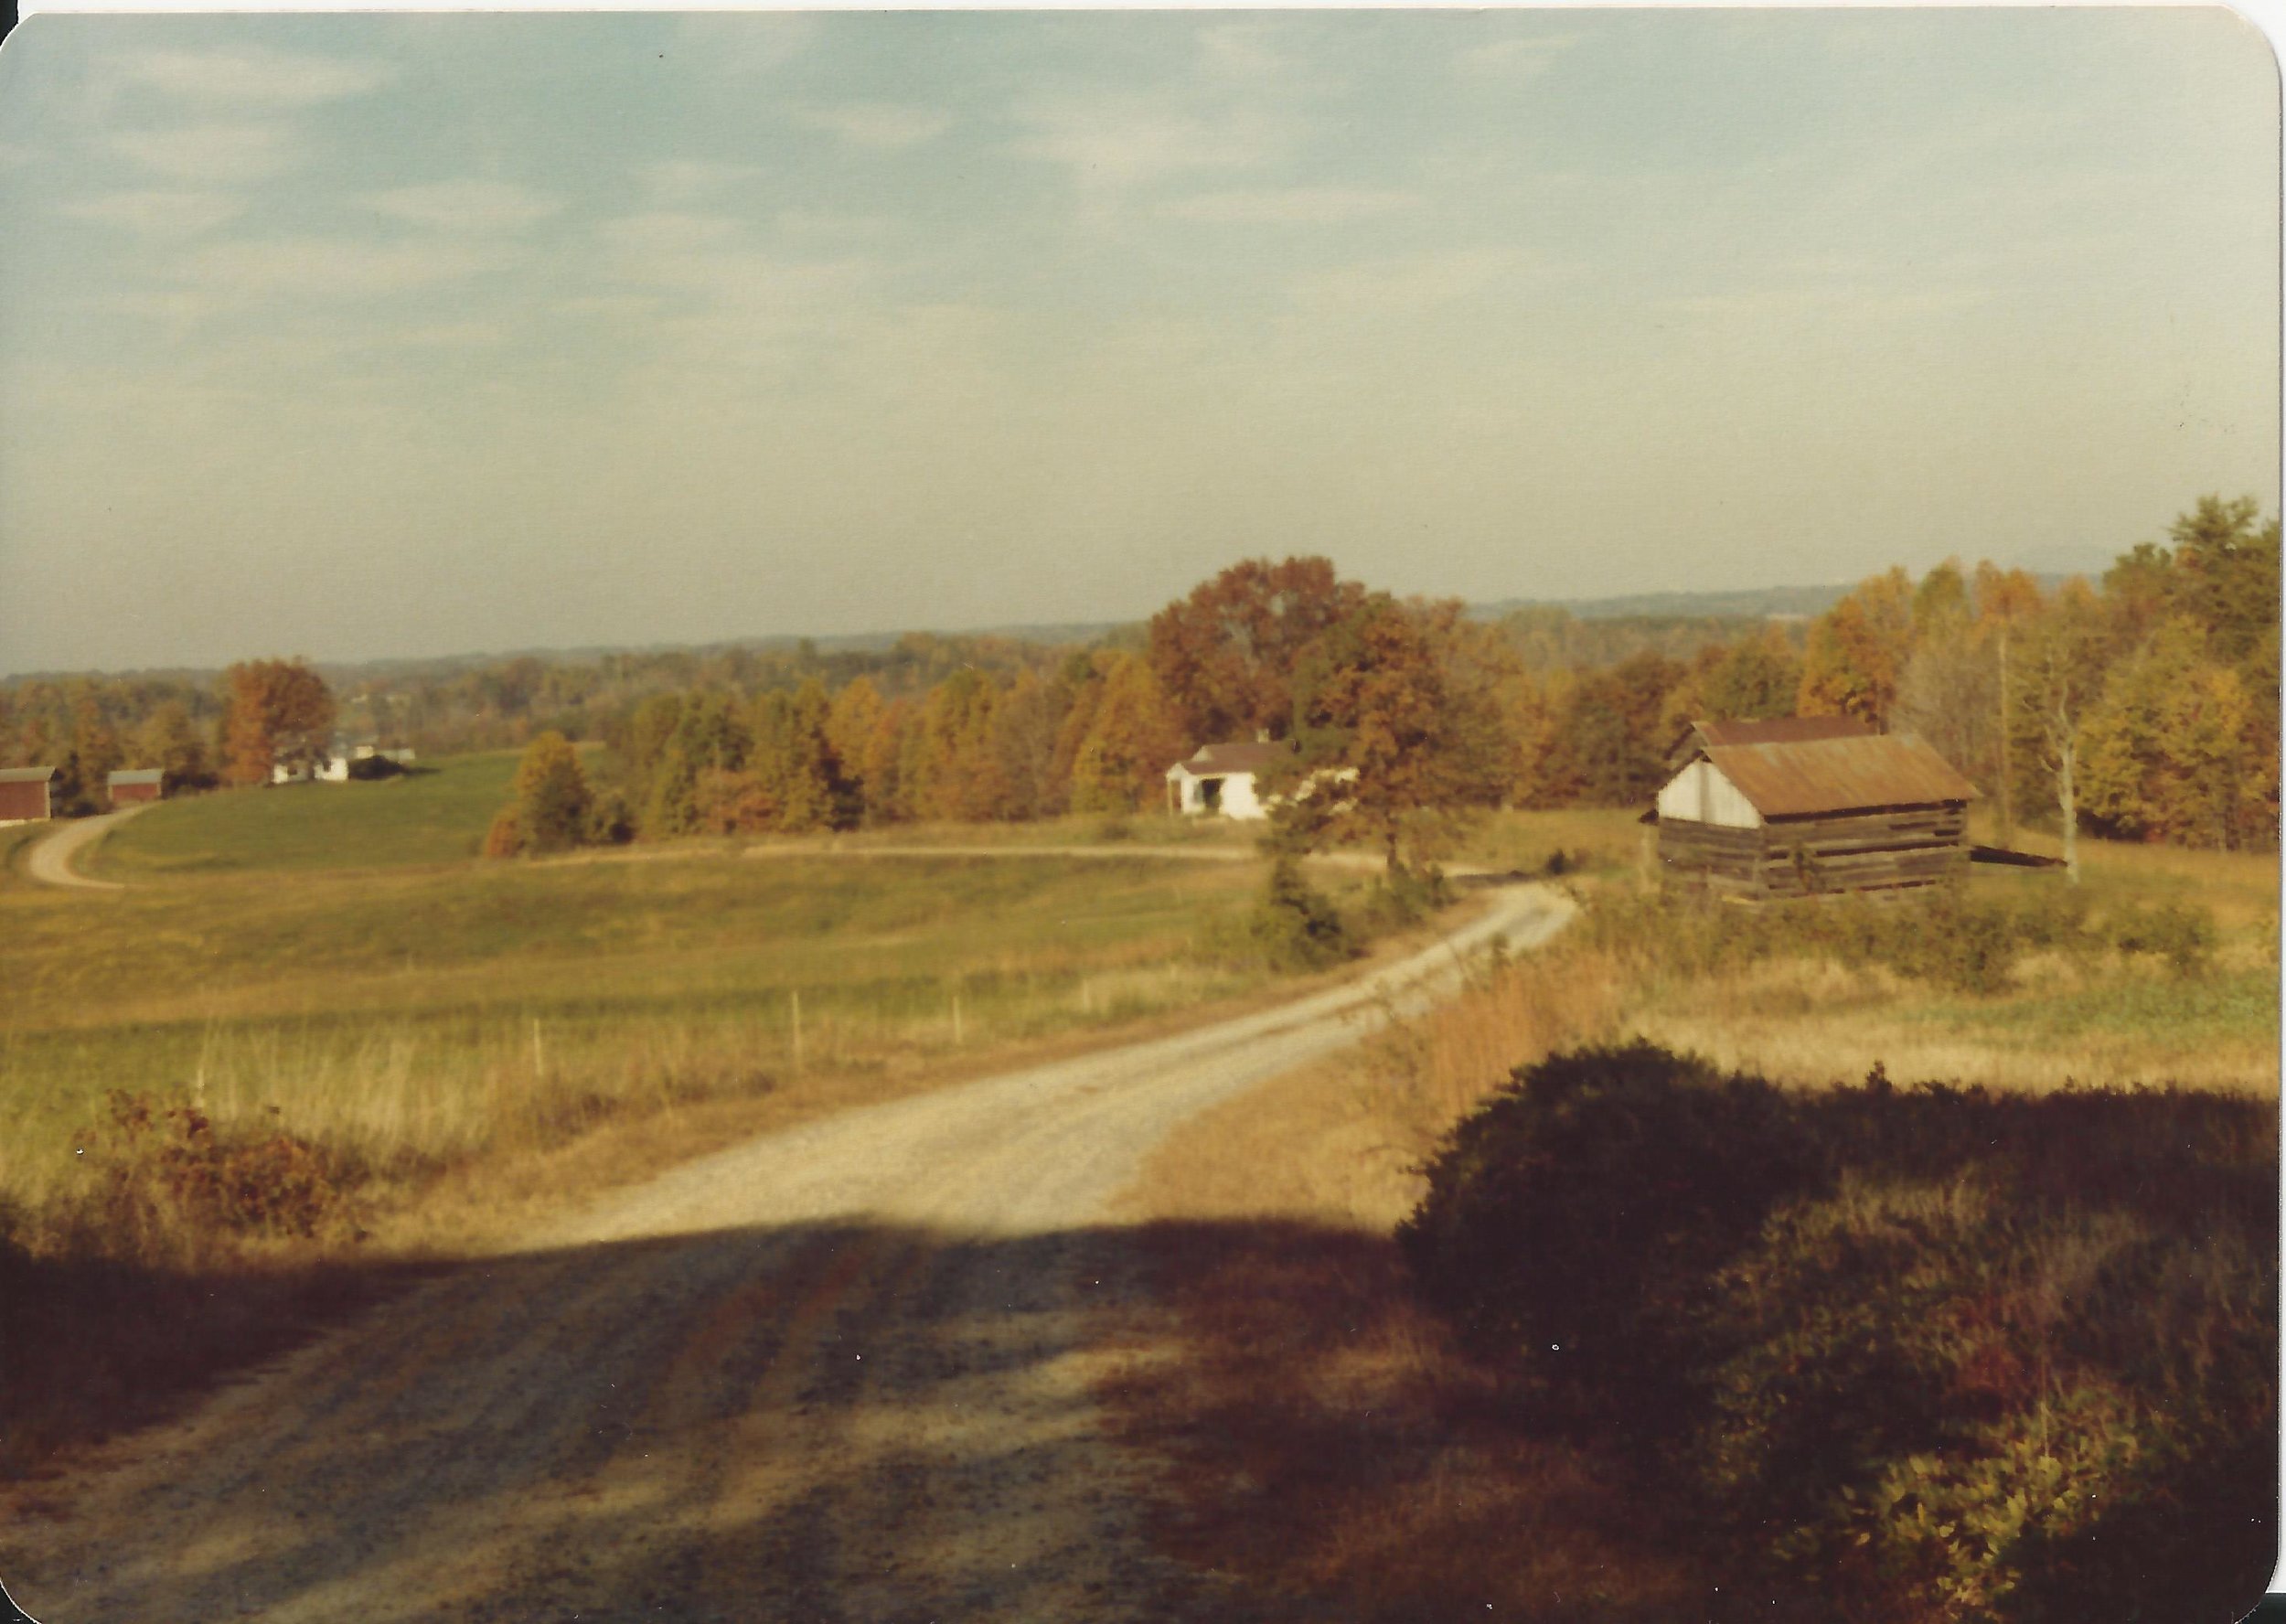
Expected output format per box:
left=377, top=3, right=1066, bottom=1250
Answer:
left=19, top=807, right=146, bottom=892
left=3, top=881, right=1570, bottom=1623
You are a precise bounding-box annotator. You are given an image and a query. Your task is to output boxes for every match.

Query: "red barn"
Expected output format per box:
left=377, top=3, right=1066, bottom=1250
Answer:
left=0, top=766, right=57, bottom=823
left=108, top=768, right=165, bottom=807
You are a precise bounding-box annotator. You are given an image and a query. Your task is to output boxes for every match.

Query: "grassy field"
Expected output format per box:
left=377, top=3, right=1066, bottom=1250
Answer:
left=0, top=847, right=1319, bottom=1217
left=91, top=752, right=522, bottom=876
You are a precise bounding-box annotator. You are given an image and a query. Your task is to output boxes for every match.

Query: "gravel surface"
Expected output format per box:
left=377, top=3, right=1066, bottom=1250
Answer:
left=19, top=807, right=144, bottom=891
left=4, top=882, right=1570, bottom=1622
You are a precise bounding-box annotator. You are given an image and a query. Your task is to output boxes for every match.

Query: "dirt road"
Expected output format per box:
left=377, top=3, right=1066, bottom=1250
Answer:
left=18, top=807, right=144, bottom=891
left=5, top=881, right=1566, bottom=1622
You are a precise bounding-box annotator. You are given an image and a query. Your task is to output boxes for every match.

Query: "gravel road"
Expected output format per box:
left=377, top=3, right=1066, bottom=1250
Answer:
left=18, top=807, right=144, bottom=891
left=4, top=882, right=1569, bottom=1622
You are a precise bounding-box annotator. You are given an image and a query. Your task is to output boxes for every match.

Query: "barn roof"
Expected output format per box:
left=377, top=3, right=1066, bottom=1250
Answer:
left=1693, top=715, right=1874, bottom=749
left=1663, top=715, right=1875, bottom=770
left=1700, top=734, right=1976, bottom=817
left=108, top=768, right=164, bottom=786
left=0, top=766, right=57, bottom=784
left=1170, top=741, right=1288, bottom=776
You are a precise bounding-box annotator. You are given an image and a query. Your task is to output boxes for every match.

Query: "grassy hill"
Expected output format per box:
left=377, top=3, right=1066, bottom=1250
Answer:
left=92, top=753, right=520, bottom=877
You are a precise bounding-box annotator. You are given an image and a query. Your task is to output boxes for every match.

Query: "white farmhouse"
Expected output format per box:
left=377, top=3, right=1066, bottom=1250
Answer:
left=1164, top=741, right=1287, bottom=820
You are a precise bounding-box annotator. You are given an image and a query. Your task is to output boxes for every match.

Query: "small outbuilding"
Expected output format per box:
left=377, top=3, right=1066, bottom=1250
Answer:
left=1165, top=741, right=1287, bottom=820
left=1653, top=729, right=1975, bottom=898
left=108, top=767, right=165, bottom=807
left=0, top=766, right=57, bottom=824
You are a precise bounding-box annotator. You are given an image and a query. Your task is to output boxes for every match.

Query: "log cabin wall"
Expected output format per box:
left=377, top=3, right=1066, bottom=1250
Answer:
left=1660, top=803, right=1969, bottom=899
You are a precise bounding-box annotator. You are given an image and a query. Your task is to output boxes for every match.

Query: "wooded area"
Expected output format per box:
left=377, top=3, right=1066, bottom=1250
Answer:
left=5, top=495, right=2276, bottom=855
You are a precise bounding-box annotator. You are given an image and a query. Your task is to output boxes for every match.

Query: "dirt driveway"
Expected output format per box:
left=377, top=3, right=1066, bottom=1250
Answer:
left=18, top=807, right=145, bottom=891
left=4, top=882, right=1568, bottom=1622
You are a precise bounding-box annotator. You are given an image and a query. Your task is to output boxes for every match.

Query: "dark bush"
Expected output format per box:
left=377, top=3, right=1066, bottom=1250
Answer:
left=1401, top=1045, right=2278, bottom=1623
left=1244, top=856, right=1355, bottom=971
left=1397, top=1042, right=1819, bottom=1422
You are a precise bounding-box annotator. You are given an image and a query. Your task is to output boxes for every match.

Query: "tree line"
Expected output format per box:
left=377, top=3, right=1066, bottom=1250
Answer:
left=10, top=495, right=2275, bottom=854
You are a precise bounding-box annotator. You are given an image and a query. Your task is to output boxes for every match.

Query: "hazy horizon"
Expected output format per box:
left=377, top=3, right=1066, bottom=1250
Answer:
left=2, top=9, right=2277, bottom=674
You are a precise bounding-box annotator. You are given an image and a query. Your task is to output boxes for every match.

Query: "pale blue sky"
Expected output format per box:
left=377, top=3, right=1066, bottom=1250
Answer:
left=0, top=9, right=2276, bottom=672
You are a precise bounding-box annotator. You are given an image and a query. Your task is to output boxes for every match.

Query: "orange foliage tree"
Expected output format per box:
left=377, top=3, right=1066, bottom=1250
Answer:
left=222, top=658, right=336, bottom=785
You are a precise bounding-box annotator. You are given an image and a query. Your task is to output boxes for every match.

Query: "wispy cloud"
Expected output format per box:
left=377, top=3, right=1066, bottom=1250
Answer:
left=115, top=48, right=390, bottom=107
left=1160, top=187, right=1418, bottom=225
left=1012, top=94, right=1292, bottom=193
left=111, top=123, right=297, bottom=185
left=791, top=102, right=950, bottom=152
left=640, top=160, right=757, bottom=206
left=64, top=188, right=244, bottom=239
left=184, top=236, right=511, bottom=298
left=1456, top=34, right=1582, bottom=81
left=367, top=180, right=563, bottom=233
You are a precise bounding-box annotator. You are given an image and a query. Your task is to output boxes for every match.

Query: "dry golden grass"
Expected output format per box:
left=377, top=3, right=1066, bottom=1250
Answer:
left=1096, top=948, right=1683, bottom=1622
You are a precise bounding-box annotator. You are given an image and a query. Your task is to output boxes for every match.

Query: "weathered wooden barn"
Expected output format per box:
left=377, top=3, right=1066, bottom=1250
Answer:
left=108, top=768, right=165, bottom=807
left=1652, top=728, right=1975, bottom=898
left=0, top=766, right=57, bottom=824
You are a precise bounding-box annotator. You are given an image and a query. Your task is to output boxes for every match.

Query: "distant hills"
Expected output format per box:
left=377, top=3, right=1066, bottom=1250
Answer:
left=5, top=567, right=2118, bottom=689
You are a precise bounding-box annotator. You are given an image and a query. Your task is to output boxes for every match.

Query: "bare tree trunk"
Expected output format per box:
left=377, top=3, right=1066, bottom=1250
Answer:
left=1996, top=625, right=2014, bottom=849
left=2057, top=723, right=2079, bottom=885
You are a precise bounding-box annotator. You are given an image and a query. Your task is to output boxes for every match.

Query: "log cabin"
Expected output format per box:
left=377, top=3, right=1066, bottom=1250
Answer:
left=1653, top=729, right=1975, bottom=899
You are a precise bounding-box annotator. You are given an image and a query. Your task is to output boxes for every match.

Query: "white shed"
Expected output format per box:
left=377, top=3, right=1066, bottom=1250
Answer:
left=1165, top=741, right=1287, bottom=820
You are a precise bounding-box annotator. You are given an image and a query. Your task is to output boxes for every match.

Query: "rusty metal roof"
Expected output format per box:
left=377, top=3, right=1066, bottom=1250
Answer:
left=1702, top=734, right=1976, bottom=817
left=1695, top=715, right=1873, bottom=749
left=1170, top=741, right=1289, bottom=776
left=0, top=766, right=57, bottom=784
left=1664, top=715, right=1874, bottom=768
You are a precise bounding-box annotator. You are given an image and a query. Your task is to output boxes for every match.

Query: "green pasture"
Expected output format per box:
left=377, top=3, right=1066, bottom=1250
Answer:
left=0, top=845, right=1294, bottom=1203
left=91, top=752, right=521, bottom=877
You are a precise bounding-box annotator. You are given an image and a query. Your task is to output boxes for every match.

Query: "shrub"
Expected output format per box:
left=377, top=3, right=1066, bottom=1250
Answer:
left=2109, top=902, right=2218, bottom=978
left=481, top=806, right=525, bottom=859
left=1402, top=1046, right=2278, bottom=1624
left=1359, top=860, right=1453, bottom=933
left=1244, top=856, right=1355, bottom=971
left=1398, top=1042, right=1818, bottom=1421
left=78, top=1091, right=363, bottom=1248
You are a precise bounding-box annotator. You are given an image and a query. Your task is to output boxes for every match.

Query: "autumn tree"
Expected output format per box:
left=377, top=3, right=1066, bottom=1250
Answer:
left=134, top=700, right=213, bottom=790
left=1147, top=556, right=1366, bottom=745
left=825, top=678, right=888, bottom=818
left=988, top=669, right=1074, bottom=821
left=2079, top=617, right=2260, bottom=850
left=1068, top=654, right=1183, bottom=814
left=750, top=679, right=852, bottom=833
left=222, top=659, right=336, bottom=785
left=1271, top=594, right=1508, bottom=871
left=908, top=668, right=1007, bottom=821
left=1698, top=627, right=1803, bottom=723
left=1797, top=568, right=1916, bottom=730
left=507, top=732, right=593, bottom=854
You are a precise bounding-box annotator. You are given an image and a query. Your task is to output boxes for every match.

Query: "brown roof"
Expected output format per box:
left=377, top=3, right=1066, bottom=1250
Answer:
left=1701, top=734, right=1976, bottom=817
left=1173, top=741, right=1289, bottom=776
left=1693, top=715, right=1873, bottom=749
left=0, top=766, right=57, bottom=784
